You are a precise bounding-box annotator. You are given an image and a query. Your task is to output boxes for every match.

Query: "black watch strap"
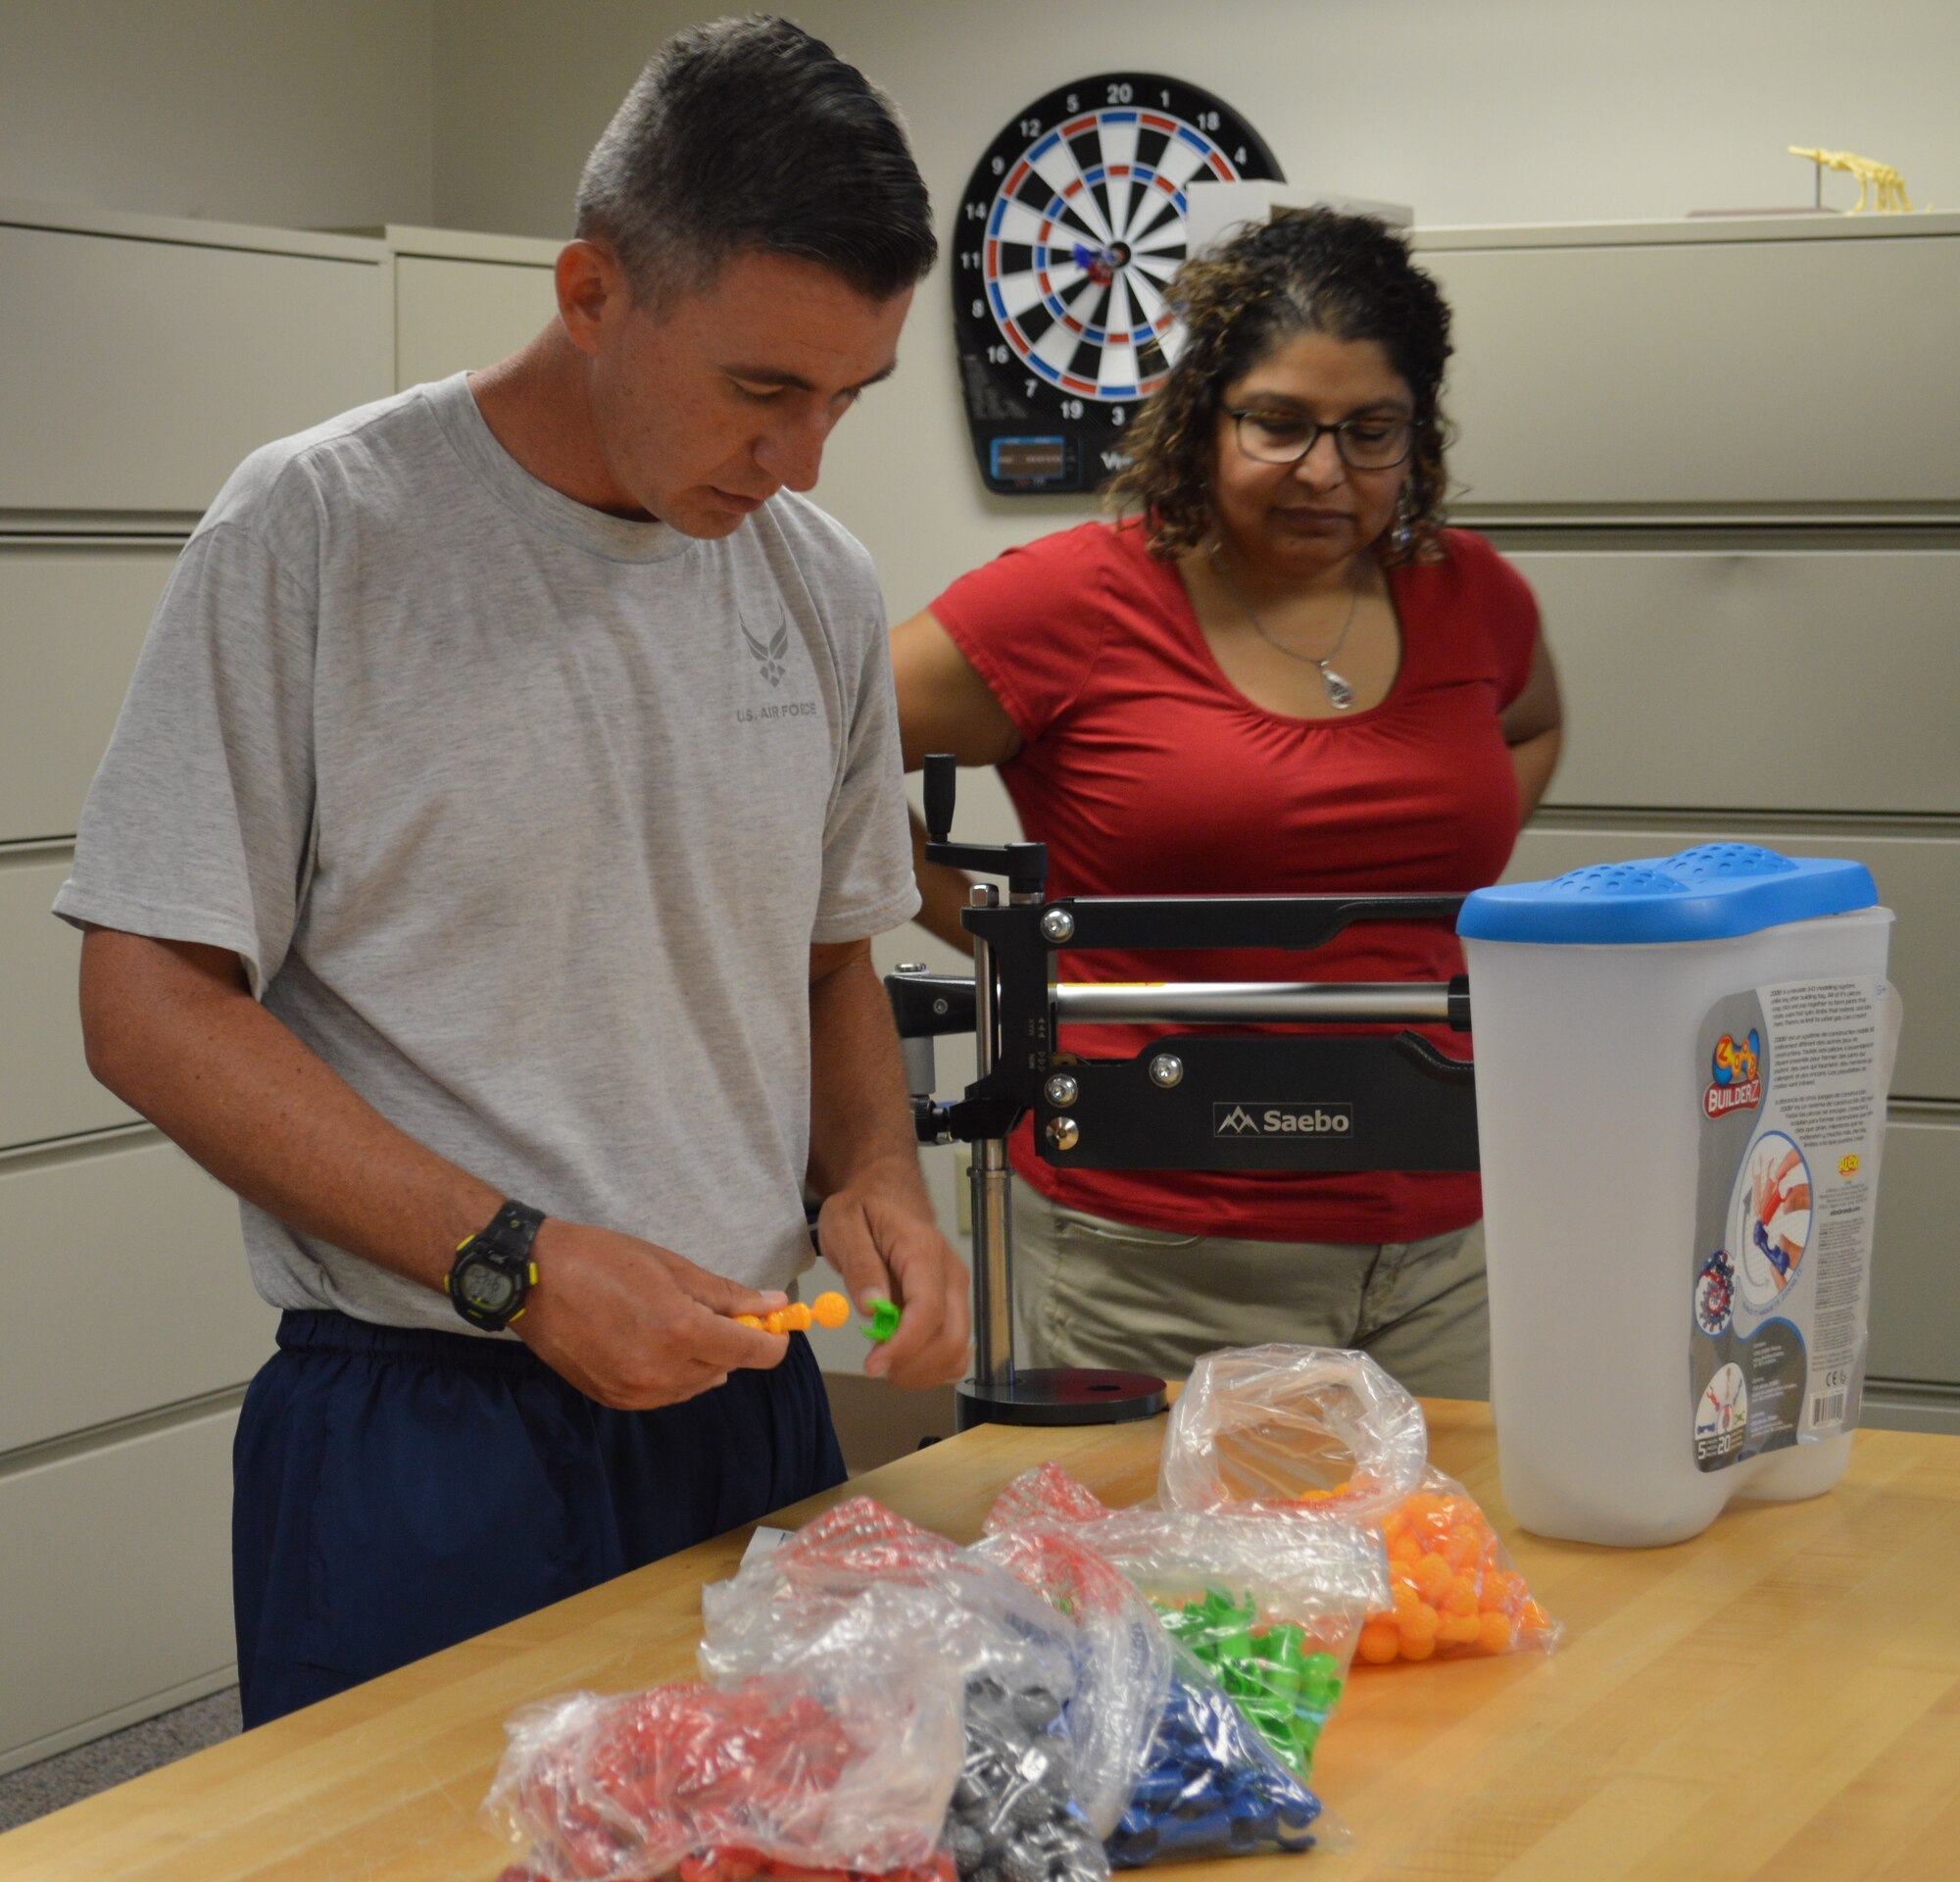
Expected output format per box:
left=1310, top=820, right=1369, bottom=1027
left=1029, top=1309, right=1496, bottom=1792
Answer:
left=445, top=1199, right=545, bottom=1331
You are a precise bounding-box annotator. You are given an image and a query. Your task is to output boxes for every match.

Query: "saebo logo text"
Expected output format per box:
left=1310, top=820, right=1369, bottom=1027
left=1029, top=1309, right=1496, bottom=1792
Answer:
left=1214, top=1103, right=1353, bottom=1137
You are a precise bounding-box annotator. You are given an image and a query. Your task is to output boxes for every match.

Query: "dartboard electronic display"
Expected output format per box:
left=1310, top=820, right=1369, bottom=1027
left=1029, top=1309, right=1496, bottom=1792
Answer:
left=954, top=74, right=1283, bottom=495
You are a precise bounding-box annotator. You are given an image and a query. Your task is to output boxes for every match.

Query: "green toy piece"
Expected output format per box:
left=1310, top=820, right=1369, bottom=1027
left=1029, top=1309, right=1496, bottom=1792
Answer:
left=1151, top=1589, right=1344, bottom=1778
left=860, top=1297, right=902, bottom=1343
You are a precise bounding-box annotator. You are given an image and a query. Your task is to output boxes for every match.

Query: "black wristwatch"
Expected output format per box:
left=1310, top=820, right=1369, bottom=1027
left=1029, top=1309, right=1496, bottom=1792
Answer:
left=445, top=1200, right=545, bottom=1331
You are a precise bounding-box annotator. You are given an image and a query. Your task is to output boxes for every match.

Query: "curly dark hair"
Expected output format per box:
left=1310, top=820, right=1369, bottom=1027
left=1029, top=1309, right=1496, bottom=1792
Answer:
left=1104, top=209, right=1453, bottom=565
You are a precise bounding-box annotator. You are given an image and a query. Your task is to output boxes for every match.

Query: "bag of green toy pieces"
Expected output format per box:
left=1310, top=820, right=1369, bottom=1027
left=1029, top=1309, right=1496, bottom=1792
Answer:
left=700, top=1498, right=1116, bottom=1882
left=984, top=1466, right=1388, bottom=1864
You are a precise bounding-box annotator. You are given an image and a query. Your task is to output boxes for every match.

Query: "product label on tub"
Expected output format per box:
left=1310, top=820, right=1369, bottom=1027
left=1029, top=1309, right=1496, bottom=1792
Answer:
left=1690, top=977, right=1901, bottom=1470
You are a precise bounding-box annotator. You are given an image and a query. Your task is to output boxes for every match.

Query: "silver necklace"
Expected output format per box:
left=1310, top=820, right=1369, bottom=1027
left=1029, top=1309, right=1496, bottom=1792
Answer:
left=1208, top=543, right=1362, bottom=711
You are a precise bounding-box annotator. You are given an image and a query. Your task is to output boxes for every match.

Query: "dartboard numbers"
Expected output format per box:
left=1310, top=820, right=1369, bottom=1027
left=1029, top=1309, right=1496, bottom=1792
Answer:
left=954, top=73, right=1282, bottom=494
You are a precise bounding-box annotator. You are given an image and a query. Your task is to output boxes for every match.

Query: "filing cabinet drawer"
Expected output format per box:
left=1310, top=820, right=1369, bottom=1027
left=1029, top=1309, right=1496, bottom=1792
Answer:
left=0, top=1407, right=238, bottom=1766
left=0, top=852, right=137, bottom=1148
left=396, top=254, right=559, bottom=388
left=1509, top=549, right=1960, bottom=815
left=1508, top=824, right=1959, bottom=1102
left=0, top=541, right=179, bottom=841
left=1425, top=231, right=1960, bottom=510
left=0, top=220, right=389, bottom=515
left=1867, top=1112, right=1960, bottom=1388
left=0, top=1130, right=270, bottom=1455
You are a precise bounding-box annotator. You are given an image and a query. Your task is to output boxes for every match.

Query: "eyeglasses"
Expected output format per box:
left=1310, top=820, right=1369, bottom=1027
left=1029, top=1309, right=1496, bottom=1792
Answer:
left=1224, top=407, right=1416, bottom=470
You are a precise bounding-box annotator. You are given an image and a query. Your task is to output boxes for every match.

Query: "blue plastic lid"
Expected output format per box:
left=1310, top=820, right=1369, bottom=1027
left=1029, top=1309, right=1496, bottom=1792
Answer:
left=1457, top=844, right=1878, bottom=945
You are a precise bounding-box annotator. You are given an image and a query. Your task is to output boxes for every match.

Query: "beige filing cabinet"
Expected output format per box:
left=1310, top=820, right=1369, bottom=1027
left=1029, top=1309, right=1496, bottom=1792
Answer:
left=380, top=223, right=563, bottom=387
left=0, top=201, right=393, bottom=1773
left=0, top=205, right=582, bottom=1771
left=1409, top=215, right=1960, bottom=1433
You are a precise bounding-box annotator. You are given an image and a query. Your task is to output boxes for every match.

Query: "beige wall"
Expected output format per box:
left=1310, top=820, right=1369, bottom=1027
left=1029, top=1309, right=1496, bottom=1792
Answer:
left=425, top=0, right=1960, bottom=622
left=0, top=0, right=435, bottom=228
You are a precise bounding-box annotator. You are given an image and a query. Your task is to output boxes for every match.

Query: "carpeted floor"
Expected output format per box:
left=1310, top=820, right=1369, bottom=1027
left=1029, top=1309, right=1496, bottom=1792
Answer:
left=0, top=1687, right=242, bottom=1832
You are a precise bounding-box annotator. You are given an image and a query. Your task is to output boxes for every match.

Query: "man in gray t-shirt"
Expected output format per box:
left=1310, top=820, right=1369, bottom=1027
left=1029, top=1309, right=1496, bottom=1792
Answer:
left=57, top=19, right=967, bottom=1725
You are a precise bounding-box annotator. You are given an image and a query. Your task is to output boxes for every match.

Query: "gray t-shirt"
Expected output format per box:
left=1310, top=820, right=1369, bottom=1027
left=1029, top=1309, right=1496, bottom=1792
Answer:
left=56, top=373, right=919, bottom=1330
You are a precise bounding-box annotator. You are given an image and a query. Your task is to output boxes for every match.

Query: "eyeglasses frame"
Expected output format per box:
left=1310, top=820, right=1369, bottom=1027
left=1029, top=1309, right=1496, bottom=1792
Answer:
left=1222, top=406, right=1419, bottom=471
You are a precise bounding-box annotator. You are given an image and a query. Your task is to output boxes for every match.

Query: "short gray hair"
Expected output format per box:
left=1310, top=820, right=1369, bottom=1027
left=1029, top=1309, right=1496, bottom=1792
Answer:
left=575, top=15, right=937, bottom=309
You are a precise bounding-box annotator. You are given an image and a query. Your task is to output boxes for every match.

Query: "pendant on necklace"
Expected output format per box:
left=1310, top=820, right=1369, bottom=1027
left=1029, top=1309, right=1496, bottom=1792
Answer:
left=1319, top=665, right=1355, bottom=710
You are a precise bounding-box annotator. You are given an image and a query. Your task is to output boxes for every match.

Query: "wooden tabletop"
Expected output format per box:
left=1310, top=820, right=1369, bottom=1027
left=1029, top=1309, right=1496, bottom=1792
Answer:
left=4, top=1402, right=1958, bottom=1881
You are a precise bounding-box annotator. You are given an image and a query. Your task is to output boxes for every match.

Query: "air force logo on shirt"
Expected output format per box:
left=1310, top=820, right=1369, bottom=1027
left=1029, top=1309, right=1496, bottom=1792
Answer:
left=740, top=613, right=791, bottom=687
left=734, top=610, right=817, bottom=723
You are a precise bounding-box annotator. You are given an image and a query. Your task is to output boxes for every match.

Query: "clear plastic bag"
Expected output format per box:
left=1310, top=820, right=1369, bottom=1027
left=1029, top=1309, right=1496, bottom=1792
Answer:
left=483, top=1674, right=958, bottom=1882
left=1356, top=1467, right=1563, bottom=1665
left=1157, top=1345, right=1430, bottom=1525
left=701, top=1498, right=1081, bottom=1709
left=986, top=1465, right=1387, bottom=1781
left=975, top=1520, right=1174, bottom=1837
left=702, top=1499, right=1108, bottom=1882
left=1106, top=1652, right=1335, bottom=1867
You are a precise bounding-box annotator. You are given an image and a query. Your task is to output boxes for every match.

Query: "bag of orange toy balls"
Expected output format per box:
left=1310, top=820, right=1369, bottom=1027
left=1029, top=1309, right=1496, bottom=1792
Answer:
left=1355, top=1468, right=1562, bottom=1666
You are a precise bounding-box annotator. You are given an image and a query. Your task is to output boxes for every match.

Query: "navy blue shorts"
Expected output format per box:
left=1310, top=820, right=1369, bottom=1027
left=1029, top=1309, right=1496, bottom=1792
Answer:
left=232, top=1309, right=847, bottom=1727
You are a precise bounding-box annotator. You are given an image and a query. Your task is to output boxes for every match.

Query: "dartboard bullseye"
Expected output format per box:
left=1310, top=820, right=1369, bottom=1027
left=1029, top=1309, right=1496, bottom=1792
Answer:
left=955, top=74, right=1282, bottom=494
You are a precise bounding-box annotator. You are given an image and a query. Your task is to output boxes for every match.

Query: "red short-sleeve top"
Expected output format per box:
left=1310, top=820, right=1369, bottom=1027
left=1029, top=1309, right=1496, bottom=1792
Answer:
left=929, top=518, right=1540, bottom=1244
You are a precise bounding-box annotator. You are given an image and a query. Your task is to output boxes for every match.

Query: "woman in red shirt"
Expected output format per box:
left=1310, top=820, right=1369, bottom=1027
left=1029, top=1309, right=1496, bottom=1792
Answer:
left=891, top=210, right=1561, bottom=1395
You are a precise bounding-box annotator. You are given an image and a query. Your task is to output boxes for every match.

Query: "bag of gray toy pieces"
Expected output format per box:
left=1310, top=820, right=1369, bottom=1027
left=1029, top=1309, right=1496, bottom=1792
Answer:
left=698, top=1497, right=1111, bottom=1882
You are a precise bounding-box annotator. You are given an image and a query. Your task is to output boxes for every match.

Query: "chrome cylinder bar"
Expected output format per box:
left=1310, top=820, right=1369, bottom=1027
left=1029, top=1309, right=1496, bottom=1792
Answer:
left=1053, top=980, right=1456, bottom=1025
left=966, top=884, right=1014, bottom=1389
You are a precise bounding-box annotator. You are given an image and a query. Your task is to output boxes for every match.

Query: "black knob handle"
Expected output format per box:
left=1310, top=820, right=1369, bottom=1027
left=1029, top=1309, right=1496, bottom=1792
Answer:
left=924, top=752, right=956, bottom=841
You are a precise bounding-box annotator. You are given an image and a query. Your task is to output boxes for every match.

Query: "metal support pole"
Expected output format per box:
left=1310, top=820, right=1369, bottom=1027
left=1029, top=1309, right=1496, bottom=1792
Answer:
left=966, top=883, right=1014, bottom=1390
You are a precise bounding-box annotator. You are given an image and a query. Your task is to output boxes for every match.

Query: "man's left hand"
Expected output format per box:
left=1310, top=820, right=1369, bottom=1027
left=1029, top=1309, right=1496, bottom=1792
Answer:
left=816, top=1166, right=971, bottom=1387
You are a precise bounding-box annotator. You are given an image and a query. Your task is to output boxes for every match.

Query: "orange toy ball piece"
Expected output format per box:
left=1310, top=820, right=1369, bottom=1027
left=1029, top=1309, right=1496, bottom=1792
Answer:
left=1519, top=1598, right=1553, bottom=1640
left=1478, top=1609, right=1518, bottom=1655
left=811, top=1290, right=851, bottom=1329
left=1412, top=1552, right=1454, bottom=1601
left=781, top=1302, right=814, bottom=1333
left=734, top=1313, right=764, bottom=1329
left=1390, top=1534, right=1424, bottom=1567
left=1438, top=1610, right=1483, bottom=1647
left=1397, top=1629, right=1437, bottom=1662
left=761, top=1309, right=790, bottom=1335
left=1446, top=1524, right=1489, bottom=1571
left=1391, top=1581, right=1423, bottom=1618
left=1398, top=1601, right=1441, bottom=1645
left=1358, top=1620, right=1402, bottom=1664
left=1442, top=1576, right=1480, bottom=1619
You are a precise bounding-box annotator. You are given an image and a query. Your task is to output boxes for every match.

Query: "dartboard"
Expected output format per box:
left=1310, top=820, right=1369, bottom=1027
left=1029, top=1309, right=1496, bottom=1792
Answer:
left=954, top=74, right=1282, bottom=494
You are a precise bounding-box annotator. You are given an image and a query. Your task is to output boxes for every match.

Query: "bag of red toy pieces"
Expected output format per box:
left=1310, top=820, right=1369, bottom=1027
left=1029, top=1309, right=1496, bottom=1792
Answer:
left=701, top=1499, right=1111, bottom=1882
left=1355, top=1467, right=1562, bottom=1666
left=484, top=1672, right=960, bottom=1882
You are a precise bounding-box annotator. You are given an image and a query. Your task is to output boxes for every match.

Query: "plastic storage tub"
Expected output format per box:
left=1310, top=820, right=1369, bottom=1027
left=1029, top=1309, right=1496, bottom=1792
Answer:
left=1458, top=845, right=1901, bottom=1547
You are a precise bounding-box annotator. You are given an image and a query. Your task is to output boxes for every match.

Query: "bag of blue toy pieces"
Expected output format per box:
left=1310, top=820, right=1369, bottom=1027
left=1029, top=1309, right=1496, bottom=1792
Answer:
left=701, top=1498, right=1112, bottom=1882
left=984, top=1473, right=1354, bottom=1864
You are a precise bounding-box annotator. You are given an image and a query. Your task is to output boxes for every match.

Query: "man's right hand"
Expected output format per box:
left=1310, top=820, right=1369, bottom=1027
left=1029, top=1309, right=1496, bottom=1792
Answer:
left=513, top=1218, right=792, bottom=1410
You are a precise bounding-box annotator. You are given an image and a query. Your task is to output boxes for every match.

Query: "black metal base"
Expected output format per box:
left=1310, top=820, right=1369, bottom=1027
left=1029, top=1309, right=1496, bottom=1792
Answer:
left=956, top=1367, right=1167, bottom=1429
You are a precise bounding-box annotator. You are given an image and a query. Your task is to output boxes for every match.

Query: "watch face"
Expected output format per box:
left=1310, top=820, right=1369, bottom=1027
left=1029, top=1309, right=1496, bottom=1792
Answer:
left=458, top=1257, right=517, bottom=1316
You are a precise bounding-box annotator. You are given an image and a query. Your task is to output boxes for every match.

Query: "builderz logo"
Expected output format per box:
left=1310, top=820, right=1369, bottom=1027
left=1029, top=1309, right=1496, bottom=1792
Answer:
left=1213, top=1102, right=1354, bottom=1137
left=1704, top=1029, right=1763, bottom=1118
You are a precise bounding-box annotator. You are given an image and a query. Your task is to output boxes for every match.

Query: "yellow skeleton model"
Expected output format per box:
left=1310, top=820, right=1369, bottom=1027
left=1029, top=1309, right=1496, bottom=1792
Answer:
left=1788, top=147, right=1920, bottom=214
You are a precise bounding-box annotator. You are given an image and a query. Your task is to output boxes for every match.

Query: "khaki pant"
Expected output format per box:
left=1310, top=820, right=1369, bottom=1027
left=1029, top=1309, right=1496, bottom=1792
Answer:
left=1008, top=1182, right=1490, bottom=1400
